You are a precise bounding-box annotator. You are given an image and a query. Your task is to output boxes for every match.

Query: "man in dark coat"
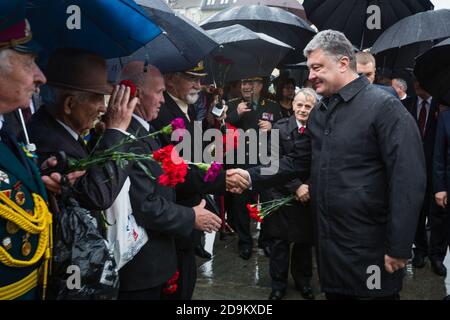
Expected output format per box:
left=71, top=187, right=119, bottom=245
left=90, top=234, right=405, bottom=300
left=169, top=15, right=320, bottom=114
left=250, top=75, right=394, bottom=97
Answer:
left=265, top=88, right=317, bottom=301
left=228, top=30, right=426, bottom=299
left=403, top=80, right=447, bottom=275
left=118, top=61, right=222, bottom=300
left=28, top=48, right=137, bottom=212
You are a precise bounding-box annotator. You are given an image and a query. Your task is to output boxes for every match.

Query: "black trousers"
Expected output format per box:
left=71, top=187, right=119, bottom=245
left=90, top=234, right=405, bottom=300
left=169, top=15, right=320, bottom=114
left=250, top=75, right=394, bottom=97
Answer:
left=414, top=191, right=450, bottom=260
left=118, top=285, right=163, bottom=300
left=226, top=190, right=256, bottom=249
left=325, top=293, right=400, bottom=300
left=166, top=249, right=197, bottom=300
left=269, top=239, right=313, bottom=292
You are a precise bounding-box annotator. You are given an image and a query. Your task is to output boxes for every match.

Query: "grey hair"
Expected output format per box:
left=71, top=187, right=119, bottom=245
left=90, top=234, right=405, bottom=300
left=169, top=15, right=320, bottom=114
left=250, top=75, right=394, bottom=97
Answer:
left=303, top=30, right=357, bottom=71
left=294, top=87, right=318, bottom=103
left=41, top=85, right=91, bottom=110
left=393, top=78, right=408, bottom=92
left=0, top=49, right=14, bottom=73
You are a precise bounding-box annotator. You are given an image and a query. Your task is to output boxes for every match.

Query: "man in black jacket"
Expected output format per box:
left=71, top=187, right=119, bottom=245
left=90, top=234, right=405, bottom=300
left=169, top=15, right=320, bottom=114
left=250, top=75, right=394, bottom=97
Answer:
left=228, top=30, right=426, bottom=299
left=151, top=62, right=226, bottom=299
left=28, top=48, right=137, bottom=211
left=118, top=61, right=222, bottom=300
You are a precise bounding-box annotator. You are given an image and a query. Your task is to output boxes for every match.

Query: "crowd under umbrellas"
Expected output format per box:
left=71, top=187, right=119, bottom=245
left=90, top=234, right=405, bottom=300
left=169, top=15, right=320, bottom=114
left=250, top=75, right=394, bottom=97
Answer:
left=1, top=0, right=450, bottom=301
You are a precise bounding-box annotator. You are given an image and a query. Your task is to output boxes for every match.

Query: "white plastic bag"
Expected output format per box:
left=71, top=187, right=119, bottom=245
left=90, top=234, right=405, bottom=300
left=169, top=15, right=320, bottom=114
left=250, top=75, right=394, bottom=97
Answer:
left=105, top=178, right=148, bottom=270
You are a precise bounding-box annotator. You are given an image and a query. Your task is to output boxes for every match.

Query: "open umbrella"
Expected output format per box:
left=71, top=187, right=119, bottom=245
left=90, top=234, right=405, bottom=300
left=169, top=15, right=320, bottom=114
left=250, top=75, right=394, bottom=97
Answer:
left=371, top=9, right=450, bottom=76
left=200, top=5, right=316, bottom=65
left=234, top=0, right=307, bottom=20
left=303, top=0, right=433, bottom=50
left=26, top=0, right=161, bottom=59
left=205, top=24, right=293, bottom=84
left=414, top=37, right=450, bottom=106
left=107, top=0, right=218, bottom=80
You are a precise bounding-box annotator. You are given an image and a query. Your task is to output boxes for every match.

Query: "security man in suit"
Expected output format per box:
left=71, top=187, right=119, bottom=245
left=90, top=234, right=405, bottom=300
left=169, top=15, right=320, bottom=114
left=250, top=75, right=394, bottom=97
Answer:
left=0, top=14, right=57, bottom=299
left=225, top=77, right=282, bottom=259
left=404, top=79, right=448, bottom=276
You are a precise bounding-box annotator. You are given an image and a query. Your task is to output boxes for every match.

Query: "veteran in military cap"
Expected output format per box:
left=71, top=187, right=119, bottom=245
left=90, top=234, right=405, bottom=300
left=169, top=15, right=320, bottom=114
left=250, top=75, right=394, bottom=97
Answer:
left=225, top=76, right=282, bottom=260
left=0, top=8, right=77, bottom=300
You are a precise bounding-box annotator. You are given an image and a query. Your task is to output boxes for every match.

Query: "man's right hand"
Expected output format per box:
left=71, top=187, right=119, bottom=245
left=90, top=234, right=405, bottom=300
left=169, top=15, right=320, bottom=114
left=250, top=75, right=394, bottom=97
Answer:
left=226, top=168, right=250, bottom=193
left=104, top=85, right=139, bottom=131
left=295, top=184, right=310, bottom=203
left=237, top=101, right=251, bottom=116
left=435, top=191, right=448, bottom=208
left=41, top=157, right=85, bottom=194
left=193, top=199, right=222, bottom=233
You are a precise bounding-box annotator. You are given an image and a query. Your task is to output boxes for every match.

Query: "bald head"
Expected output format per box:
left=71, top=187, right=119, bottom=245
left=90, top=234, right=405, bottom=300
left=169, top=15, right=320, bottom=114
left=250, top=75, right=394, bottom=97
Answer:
left=119, top=61, right=162, bottom=87
left=120, top=61, right=165, bottom=122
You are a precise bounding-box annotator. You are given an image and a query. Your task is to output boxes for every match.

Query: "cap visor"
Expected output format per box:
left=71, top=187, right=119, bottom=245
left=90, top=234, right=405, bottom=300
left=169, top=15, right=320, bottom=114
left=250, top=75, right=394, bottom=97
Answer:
left=12, top=38, right=41, bottom=54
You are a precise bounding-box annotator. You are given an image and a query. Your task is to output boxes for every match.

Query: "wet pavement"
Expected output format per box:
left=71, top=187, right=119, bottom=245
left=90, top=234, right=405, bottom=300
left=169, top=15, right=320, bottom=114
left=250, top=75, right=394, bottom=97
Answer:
left=193, top=227, right=447, bottom=300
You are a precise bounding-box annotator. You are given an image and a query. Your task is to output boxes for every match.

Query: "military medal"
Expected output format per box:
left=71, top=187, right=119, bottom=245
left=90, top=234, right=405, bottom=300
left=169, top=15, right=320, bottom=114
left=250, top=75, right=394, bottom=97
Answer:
left=2, top=237, right=12, bottom=250
left=22, top=233, right=31, bottom=256
left=6, top=221, right=19, bottom=234
left=13, top=181, right=22, bottom=191
left=0, top=171, right=9, bottom=184
left=15, top=191, right=26, bottom=206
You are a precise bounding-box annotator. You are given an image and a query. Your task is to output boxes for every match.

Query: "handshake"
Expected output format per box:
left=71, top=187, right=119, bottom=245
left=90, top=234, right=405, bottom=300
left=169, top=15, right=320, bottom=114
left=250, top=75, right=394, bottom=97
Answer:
left=225, top=168, right=251, bottom=194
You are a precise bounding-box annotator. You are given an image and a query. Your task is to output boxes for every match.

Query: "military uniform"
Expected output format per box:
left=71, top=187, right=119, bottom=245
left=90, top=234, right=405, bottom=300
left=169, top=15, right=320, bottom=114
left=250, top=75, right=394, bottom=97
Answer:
left=226, top=97, right=282, bottom=168
left=225, top=93, right=282, bottom=256
left=0, top=129, right=51, bottom=300
left=0, top=12, right=52, bottom=300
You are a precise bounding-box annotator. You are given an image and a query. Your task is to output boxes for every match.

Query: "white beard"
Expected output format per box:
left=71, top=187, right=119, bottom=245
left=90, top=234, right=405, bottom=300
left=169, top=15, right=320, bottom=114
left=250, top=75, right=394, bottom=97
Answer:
left=186, top=92, right=199, bottom=104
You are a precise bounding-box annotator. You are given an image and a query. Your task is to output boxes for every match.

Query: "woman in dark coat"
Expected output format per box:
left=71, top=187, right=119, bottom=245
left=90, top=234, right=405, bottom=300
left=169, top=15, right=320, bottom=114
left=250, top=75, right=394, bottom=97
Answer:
left=264, top=88, right=318, bottom=300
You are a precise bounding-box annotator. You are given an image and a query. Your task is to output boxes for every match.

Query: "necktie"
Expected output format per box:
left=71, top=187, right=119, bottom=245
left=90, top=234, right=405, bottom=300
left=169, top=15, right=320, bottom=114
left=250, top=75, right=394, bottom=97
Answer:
left=299, top=126, right=306, bottom=135
left=418, top=100, right=427, bottom=136
left=20, top=108, right=32, bottom=123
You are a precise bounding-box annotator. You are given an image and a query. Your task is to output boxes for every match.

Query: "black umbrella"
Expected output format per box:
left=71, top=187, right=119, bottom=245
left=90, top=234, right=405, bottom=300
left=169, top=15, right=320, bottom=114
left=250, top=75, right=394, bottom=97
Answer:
left=205, top=24, right=293, bottom=83
left=371, top=9, right=450, bottom=76
left=200, top=5, right=316, bottom=65
left=414, top=37, right=450, bottom=106
left=107, top=0, right=218, bottom=80
left=303, top=0, right=433, bottom=50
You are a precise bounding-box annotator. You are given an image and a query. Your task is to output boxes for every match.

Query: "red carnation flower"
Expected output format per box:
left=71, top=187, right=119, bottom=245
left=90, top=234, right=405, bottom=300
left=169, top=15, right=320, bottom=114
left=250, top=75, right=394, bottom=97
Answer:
left=152, top=145, right=188, bottom=187
left=119, top=80, right=137, bottom=97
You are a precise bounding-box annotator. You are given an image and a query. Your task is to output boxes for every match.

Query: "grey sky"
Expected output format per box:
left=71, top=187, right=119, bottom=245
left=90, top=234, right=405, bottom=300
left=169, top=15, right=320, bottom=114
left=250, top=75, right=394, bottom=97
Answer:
left=431, top=0, right=450, bottom=9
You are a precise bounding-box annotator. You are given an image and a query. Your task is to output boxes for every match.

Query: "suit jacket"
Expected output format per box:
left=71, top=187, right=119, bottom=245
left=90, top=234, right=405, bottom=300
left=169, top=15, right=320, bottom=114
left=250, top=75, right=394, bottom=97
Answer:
left=433, top=111, right=450, bottom=194
left=405, top=96, right=439, bottom=182
left=263, top=116, right=313, bottom=243
left=27, top=106, right=130, bottom=211
left=118, top=117, right=195, bottom=291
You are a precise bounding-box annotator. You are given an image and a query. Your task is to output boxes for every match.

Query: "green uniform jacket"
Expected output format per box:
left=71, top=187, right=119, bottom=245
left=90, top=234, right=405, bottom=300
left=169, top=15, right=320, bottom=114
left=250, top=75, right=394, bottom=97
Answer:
left=0, top=137, right=48, bottom=300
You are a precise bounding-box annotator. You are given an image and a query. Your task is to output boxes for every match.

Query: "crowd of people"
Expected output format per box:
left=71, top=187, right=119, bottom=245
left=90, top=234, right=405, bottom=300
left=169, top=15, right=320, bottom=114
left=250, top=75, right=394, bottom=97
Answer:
left=1, top=13, right=449, bottom=302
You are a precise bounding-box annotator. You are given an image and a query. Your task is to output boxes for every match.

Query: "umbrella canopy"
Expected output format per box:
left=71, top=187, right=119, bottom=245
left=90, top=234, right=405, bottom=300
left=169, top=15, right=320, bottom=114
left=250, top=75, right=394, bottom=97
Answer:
left=414, top=37, right=450, bottom=106
left=200, top=5, right=316, bottom=65
left=234, top=0, right=307, bottom=20
left=26, top=0, right=161, bottom=59
left=371, top=9, right=450, bottom=76
left=205, top=24, right=293, bottom=84
left=131, top=0, right=218, bottom=73
left=303, top=0, right=433, bottom=50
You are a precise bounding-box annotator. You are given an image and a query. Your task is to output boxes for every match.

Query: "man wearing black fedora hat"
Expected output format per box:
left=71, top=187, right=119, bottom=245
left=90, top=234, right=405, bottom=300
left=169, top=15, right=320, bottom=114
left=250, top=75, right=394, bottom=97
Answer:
left=28, top=47, right=138, bottom=212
